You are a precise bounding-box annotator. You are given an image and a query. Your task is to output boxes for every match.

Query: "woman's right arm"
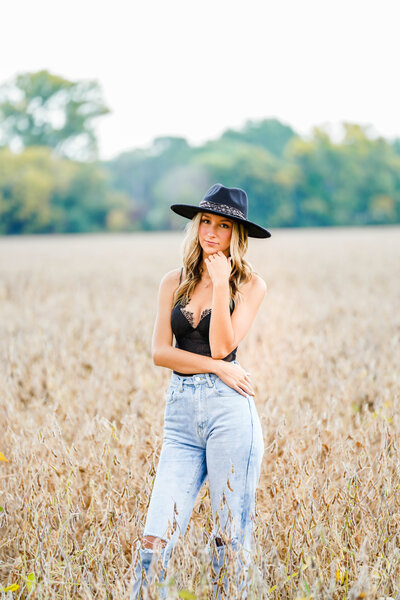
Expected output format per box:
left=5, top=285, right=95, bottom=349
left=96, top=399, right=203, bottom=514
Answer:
left=151, top=269, right=221, bottom=375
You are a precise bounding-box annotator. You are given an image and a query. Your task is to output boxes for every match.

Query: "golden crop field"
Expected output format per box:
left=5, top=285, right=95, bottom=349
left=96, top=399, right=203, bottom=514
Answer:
left=0, top=227, right=399, bottom=599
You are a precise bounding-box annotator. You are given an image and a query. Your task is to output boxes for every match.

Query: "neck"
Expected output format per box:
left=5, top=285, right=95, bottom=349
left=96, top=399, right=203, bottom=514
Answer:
left=200, top=272, right=212, bottom=285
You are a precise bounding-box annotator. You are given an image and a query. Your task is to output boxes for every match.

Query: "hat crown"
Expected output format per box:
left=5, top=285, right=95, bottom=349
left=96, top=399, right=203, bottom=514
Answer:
left=200, top=184, right=248, bottom=219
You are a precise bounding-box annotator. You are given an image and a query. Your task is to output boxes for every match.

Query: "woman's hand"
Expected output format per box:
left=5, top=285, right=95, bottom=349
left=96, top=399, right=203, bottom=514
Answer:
left=205, top=251, right=232, bottom=286
left=214, top=360, right=255, bottom=397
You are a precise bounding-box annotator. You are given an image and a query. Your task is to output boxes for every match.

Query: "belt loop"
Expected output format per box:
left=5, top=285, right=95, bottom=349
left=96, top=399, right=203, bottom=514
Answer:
left=205, top=372, right=213, bottom=388
left=179, top=378, right=184, bottom=392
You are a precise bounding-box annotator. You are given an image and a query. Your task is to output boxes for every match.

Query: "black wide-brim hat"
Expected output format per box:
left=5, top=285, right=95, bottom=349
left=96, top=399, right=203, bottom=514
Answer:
left=170, top=183, right=271, bottom=239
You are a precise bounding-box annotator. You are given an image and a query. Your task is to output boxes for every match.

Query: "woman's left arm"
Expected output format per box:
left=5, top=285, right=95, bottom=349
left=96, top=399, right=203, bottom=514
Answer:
left=207, top=252, right=267, bottom=359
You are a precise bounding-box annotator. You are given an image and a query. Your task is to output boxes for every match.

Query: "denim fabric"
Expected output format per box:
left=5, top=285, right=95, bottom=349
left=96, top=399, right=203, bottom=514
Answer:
left=130, top=360, right=264, bottom=599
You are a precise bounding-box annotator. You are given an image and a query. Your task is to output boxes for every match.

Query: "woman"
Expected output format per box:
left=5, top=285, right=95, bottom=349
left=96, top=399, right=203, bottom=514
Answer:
left=130, top=183, right=271, bottom=599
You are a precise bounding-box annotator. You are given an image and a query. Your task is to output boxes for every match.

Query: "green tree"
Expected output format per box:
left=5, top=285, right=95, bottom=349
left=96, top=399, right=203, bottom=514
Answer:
left=285, top=123, right=400, bottom=226
left=221, top=118, right=297, bottom=157
left=0, top=147, right=130, bottom=234
left=0, top=70, right=109, bottom=160
left=105, top=136, right=196, bottom=230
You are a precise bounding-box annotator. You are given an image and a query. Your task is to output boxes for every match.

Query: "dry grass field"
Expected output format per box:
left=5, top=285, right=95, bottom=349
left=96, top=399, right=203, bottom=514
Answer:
left=1, top=227, right=399, bottom=599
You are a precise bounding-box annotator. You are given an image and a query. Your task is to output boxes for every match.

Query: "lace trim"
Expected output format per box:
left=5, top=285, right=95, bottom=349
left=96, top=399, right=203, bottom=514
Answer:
left=179, top=295, right=235, bottom=328
left=180, top=305, right=211, bottom=328
left=179, top=296, right=212, bottom=328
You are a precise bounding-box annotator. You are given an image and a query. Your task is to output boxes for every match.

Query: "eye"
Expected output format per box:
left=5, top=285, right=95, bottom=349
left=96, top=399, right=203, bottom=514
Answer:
left=201, top=217, right=230, bottom=228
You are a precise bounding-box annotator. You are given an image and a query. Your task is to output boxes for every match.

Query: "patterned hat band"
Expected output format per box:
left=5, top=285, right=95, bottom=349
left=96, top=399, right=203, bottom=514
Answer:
left=198, top=200, right=246, bottom=220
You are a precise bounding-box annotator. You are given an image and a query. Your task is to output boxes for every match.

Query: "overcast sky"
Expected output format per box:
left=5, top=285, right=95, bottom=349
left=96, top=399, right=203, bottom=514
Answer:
left=2, top=0, right=399, bottom=160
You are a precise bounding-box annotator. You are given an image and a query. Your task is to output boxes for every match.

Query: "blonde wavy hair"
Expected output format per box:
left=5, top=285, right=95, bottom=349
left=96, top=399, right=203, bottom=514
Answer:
left=172, top=211, right=255, bottom=307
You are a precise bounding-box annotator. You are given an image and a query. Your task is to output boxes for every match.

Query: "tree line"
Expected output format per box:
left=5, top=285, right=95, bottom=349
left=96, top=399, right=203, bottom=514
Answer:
left=1, top=70, right=399, bottom=234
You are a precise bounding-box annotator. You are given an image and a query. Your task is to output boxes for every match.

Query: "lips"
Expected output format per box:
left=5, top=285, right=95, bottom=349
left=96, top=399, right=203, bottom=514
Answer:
left=205, top=240, right=217, bottom=245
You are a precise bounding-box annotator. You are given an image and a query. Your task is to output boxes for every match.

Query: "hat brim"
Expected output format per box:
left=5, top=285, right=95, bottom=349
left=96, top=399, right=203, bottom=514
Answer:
left=170, top=204, right=271, bottom=239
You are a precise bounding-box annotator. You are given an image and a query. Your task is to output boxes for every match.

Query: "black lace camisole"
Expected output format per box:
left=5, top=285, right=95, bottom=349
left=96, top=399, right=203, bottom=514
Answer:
left=171, top=267, right=237, bottom=376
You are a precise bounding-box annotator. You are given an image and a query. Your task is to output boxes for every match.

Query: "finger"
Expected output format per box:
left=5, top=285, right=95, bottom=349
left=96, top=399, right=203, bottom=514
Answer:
left=238, top=386, right=254, bottom=397
left=237, top=380, right=254, bottom=395
left=242, top=383, right=255, bottom=396
left=236, top=387, right=248, bottom=397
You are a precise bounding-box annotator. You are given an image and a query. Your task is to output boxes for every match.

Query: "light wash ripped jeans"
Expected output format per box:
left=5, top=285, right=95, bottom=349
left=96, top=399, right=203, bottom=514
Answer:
left=130, top=360, right=264, bottom=599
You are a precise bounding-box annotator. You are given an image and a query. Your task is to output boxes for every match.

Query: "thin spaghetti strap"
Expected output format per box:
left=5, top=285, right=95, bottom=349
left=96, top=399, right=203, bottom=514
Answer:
left=179, top=267, right=183, bottom=284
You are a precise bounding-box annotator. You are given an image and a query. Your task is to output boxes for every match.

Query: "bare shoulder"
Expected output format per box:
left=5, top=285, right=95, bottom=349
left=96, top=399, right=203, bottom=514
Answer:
left=242, top=272, right=267, bottom=296
left=233, top=273, right=266, bottom=314
left=159, top=267, right=183, bottom=294
left=251, top=272, right=267, bottom=291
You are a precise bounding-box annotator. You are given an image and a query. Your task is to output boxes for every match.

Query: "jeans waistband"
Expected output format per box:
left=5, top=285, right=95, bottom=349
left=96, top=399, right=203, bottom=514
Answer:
left=170, top=371, right=216, bottom=390
left=170, top=360, right=240, bottom=391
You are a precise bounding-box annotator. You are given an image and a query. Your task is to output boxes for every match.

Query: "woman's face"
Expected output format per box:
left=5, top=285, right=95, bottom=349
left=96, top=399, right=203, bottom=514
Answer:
left=198, top=212, right=233, bottom=256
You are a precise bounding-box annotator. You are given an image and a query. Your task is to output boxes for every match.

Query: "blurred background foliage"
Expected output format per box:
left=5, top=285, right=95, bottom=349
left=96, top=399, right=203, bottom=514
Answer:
left=1, top=70, right=399, bottom=234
